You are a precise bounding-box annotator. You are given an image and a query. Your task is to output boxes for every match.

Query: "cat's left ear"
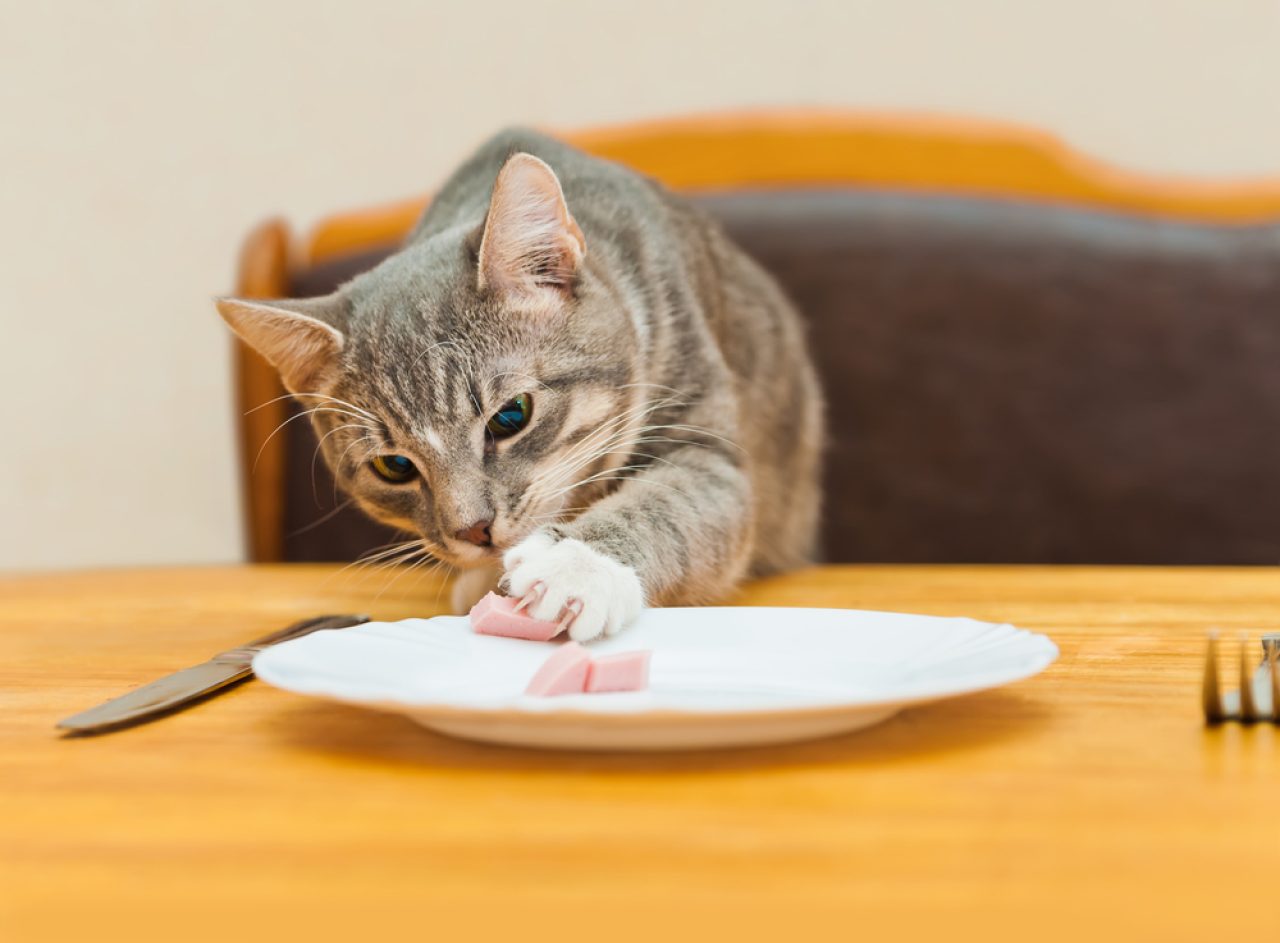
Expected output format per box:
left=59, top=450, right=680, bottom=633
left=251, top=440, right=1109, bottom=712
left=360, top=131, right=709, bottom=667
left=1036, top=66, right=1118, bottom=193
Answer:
left=477, top=153, right=586, bottom=303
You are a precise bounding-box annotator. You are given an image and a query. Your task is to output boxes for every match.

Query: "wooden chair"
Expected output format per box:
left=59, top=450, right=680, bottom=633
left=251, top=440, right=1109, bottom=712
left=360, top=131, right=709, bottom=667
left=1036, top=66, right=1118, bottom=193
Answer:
left=231, top=110, right=1280, bottom=565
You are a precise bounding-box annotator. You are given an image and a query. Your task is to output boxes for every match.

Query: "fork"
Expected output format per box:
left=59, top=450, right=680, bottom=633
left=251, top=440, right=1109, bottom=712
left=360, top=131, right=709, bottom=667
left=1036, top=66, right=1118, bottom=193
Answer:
left=1202, top=631, right=1280, bottom=724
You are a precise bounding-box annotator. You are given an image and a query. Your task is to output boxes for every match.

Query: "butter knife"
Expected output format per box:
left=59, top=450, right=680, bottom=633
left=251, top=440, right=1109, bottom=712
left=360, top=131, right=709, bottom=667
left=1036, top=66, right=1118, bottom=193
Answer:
left=57, top=613, right=369, bottom=735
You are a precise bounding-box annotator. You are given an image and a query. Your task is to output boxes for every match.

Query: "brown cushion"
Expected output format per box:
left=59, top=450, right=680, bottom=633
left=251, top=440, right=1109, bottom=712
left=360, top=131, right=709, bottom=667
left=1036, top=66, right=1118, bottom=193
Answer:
left=279, top=189, right=1280, bottom=565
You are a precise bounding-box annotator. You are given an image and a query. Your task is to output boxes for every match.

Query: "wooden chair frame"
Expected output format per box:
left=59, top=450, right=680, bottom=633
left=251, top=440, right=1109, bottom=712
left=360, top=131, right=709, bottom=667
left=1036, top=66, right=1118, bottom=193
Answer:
left=233, top=109, right=1280, bottom=561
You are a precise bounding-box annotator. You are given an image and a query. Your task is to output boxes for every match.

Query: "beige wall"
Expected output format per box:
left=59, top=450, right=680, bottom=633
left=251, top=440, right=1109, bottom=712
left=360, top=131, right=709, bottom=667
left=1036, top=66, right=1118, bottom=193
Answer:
left=2, top=0, right=1278, bottom=570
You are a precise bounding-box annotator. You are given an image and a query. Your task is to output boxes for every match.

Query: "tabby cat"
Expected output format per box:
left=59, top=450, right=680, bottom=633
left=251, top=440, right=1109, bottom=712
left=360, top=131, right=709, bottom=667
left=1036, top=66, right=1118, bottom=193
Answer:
left=217, top=129, right=823, bottom=639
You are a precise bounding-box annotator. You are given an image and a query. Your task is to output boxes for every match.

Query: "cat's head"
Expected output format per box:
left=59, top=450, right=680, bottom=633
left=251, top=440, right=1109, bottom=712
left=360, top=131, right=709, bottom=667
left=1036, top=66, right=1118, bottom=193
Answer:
left=217, top=153, right=640, bottom=567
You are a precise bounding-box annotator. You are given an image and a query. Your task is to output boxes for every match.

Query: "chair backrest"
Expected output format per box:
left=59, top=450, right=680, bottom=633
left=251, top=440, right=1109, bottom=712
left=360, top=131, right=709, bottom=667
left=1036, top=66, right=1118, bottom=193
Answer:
left=232, top=111, right=1280, bottom=564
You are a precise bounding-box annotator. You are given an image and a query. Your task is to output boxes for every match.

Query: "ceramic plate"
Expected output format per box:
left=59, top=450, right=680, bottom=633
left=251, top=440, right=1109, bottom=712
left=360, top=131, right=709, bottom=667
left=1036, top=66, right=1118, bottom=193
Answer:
left=253, top=607, right=1057, bottom=751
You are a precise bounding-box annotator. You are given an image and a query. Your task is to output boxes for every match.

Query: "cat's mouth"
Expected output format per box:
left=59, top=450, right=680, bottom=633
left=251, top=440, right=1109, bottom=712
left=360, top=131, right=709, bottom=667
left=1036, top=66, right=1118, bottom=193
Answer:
left=439, top=538, right=504, bottom=565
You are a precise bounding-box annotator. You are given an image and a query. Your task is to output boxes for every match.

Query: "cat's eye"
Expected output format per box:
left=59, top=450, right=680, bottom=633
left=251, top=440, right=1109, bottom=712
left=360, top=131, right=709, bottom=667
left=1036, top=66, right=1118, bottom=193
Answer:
left=486, top=392, right=533, bottom=439
left=370, top=454, right=418, bottom=483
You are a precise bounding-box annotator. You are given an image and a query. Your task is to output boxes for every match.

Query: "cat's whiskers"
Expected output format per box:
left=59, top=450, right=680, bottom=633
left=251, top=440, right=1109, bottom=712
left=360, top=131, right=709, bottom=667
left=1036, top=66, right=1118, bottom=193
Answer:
left=310, top=422, right=377, bottom=506
left=365, top=540, right=456, bottom=605
left=615, top=381, right=694, bottom=404
left=513, top=396, right=730, bottom=524
left=506, top=388, right=701, bottom=522
left=295, top=405, right=380, bottom=426
left=341, top=540, right=421, bottom=570
left=559, top=393, right=684, bottom=445
left=520, top=453, right=657, bottom=523
left=247, top=391, right=377, bottom=423
left=516, top=434, right=630, bottom=518
left=314, top=421, right=375, bottom=453
left=532, top=430, right=720, bottom=502
left=541, top=417, right=740, bottom=489
left=429, top=558, right=459, bottom=609
left=543, top=472, right=694, bottom=505
left=409, top=338, right=462, bottom=372
left=533, top=458, right=682, bottom=505
left=525, top=475, right=695, bottom=531
left=287, top=498, right=356, bottom=539
left=635, top=422, right=745, bottom=453
left=330, top=546, right=417, bottom=589
left=347, top=549, right=431, bottom=594
left=515, top=398, right=682, bottom=515
left=549, top=458, right=659, bottom=494
left=528, top=505, right=595, bottom=525
left=464, top=364, right=485, bottom=420
left=515, top=435, right=634, bottom=520
left=520, top=396, right=683, bottom=497
left=333, top=433, right=381, bottom=475
left=254, top=406, right=381, bottom=472
left=334, top=536, right=440, bottom=582
left=621, top=439, right=699, bottom=463
left=521, top=448, right=688, bottom=525
left=371, top=544, right=439, bottom=602
left=326, top=430, right=383, bottom=502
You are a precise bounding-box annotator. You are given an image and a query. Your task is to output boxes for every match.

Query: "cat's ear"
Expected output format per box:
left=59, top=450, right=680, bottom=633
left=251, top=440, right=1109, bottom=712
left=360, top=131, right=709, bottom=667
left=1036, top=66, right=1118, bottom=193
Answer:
left=215, top=296, right=345, bottom=393
left=477, top=153, right=586, bottom=302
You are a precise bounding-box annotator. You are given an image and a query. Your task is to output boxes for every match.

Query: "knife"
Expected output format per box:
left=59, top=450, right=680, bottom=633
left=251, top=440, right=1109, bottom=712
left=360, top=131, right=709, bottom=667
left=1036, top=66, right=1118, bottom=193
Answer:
left=57, top=613, right=370, bottom=735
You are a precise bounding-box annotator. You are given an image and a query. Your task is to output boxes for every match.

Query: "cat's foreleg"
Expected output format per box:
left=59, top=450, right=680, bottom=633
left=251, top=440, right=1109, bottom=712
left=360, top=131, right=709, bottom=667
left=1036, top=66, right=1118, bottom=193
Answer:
left=503, top=446, right=752, bottom=640
left=449, top=563, right=502, bottom=615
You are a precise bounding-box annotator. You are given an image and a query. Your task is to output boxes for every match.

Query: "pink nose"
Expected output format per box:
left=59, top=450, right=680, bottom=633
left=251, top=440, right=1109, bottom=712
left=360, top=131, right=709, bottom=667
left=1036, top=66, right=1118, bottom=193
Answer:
left=454, top=520, right=493, bottom=547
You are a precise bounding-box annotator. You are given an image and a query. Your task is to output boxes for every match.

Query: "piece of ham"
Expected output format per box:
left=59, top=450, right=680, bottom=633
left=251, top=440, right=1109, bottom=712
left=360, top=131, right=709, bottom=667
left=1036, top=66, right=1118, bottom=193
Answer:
left=585, top=651, right=652, bottom=693
left=469, top=592, right=562, bottom=641
left=523, top=642, right=593, bottom=696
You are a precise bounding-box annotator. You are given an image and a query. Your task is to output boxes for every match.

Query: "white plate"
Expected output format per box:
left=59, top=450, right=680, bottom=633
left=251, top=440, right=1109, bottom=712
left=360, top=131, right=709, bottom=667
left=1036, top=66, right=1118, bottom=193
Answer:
left=253, top=607, right=1057, bottom=751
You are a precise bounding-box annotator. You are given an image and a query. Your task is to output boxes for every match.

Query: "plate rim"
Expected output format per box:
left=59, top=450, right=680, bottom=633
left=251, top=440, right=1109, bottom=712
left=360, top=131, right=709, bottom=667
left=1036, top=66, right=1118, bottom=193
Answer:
left=252, top=606, right=1059, bottom=727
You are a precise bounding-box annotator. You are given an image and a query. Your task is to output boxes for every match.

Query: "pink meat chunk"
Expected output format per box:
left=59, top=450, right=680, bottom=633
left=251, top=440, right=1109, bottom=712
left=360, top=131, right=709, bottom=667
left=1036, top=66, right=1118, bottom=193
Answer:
left=585, top=650, right=652, bottom=693
left=524, top=642, right=592, bottom=697
left=469, top=592, right=562, bottom=641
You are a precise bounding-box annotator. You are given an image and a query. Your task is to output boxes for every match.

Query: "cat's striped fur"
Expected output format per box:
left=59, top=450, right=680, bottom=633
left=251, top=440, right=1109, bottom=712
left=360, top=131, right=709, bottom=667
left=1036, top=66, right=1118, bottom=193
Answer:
left=218, top=129, right=823, bottom=638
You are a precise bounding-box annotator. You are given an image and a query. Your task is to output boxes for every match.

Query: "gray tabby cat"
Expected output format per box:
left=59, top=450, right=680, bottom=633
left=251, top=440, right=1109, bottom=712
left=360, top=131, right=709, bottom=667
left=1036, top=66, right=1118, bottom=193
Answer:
left=217, top=129, right=823, bottom=639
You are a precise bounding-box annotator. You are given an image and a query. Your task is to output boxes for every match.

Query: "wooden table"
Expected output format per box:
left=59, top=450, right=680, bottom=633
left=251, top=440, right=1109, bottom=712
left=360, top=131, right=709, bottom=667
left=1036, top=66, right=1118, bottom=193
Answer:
left=3, top=564, right=1278, bottom=941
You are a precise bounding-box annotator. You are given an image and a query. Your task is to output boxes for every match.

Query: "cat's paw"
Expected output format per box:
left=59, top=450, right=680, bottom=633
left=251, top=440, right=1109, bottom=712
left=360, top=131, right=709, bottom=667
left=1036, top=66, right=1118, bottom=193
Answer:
left=449, top=564, right=501, bottom=615
left=502, top=532, right=644, bottom=641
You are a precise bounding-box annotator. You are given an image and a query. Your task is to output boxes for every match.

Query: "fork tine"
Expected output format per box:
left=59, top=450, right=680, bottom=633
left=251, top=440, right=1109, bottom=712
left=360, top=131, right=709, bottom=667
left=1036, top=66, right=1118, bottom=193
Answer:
left=1202, top=631, right=1225, bottom=724
left=1238, top=633, right=1258, bottom=722
left=1264, top=636, right=1280, bottom=723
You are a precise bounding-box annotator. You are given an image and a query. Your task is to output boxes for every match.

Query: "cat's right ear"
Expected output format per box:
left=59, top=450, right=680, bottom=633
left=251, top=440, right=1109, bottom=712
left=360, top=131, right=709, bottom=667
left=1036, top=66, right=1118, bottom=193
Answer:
left=215, top=296, right=345, bottom=394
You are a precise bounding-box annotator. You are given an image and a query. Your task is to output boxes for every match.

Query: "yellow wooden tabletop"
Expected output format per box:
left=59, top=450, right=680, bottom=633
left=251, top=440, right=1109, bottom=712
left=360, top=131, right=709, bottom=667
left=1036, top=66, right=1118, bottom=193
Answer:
left=2, top=564, right=1278, bottom=941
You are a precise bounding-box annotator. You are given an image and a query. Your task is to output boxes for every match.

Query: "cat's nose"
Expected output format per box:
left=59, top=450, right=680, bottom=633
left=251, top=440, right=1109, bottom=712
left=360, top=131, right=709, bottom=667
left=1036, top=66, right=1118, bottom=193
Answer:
left=454, top=519, right=494, bottom=548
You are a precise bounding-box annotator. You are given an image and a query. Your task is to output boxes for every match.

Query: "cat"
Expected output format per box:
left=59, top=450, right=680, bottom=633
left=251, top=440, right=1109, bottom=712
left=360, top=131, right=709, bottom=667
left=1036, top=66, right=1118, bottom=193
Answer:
left=217, top=128, right=823, bottom=639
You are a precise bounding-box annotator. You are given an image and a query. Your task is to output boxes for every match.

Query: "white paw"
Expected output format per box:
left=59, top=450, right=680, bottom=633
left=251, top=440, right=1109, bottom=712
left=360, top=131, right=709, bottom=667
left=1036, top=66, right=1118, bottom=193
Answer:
left=449, top=564, right=501, bottom=615
left=503, top=532, right=644, bottom=641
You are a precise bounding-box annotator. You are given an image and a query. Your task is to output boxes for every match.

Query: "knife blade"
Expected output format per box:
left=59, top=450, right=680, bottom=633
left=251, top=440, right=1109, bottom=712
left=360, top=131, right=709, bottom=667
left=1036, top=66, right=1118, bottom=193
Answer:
left=57, top=613, right=369, bottom=735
